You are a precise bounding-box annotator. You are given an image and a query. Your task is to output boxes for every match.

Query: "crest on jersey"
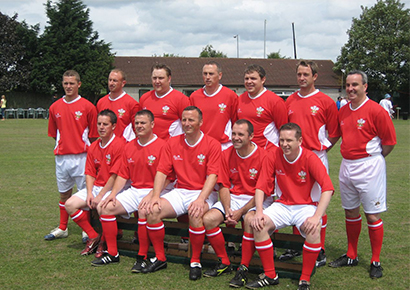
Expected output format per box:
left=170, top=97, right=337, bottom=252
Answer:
left=147, top=155, right=156, bottom=166
left=256, top=107, right=264, bottom=117
left=298, top=170, right=307, bottom=182
left=197, top=154, right=206, bottom=165
left=219, top=103, right=227, bottom=113
left=249, top=168, right=258, bottom=179
left=75, top=111, right=83, bottom=120
left=106, top=154, right=111, bottom=165
left=118, top=108, right=125, bottom=118
left=356, top=118, right=366, bottom=129
left=162, top=105, right=170, bottom=115
left=310, top=105, right=319, bottom=116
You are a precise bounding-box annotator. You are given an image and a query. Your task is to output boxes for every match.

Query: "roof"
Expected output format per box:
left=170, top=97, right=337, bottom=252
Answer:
left=114, top=56, right=339, bottom=89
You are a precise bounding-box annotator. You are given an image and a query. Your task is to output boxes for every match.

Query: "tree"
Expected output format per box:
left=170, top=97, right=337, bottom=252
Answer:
left=267, top=50, right=289, bottom=59
left=0, top=12, right=39, bottom=92
left=199, top=45, right=227, bottom=58
left=31, top=0, right=114, bottom=101
left=334, top=0, right=410, bottom=102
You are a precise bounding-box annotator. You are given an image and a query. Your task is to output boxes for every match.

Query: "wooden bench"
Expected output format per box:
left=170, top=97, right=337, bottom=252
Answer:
left=91, top=211, right=310, bottom=280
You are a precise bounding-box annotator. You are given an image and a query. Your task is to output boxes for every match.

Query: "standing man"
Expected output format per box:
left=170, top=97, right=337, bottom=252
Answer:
left=244, top=123, right=334, bottom=290
left=379, top=94, right=394, bottom=118
left=139, top=64, right=190, bottom=140
left=283, top=60, right=340, bottom=266
left=190, top=61, right=238, bottom=150
left=237, top=64, right=288, bottom=151
left=45, top=70, right=99, bottom=240
left=144, top=106, right=221, bottom=280
left=97, top=69, right=141, bottom=141
left=64, top=109, right=125, bottom=255
left=329, top=70, right=396, bottom=279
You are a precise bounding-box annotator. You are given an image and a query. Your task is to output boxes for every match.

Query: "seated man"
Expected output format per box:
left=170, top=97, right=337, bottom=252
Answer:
left=241, top=123, right=334, bottom=290
left=65, top=109, right=125, bottom=255
left=90, top=110, right=168, bottom=268
left=201, top=119, right=272, bottom=279
left=145, top=106, right=221, bottom=280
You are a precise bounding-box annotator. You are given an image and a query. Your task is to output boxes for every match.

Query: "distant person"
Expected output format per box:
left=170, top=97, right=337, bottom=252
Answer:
left=1, top=95, right=6, bottom=120
left=340, top=96, right=348, bottom=108
left=379, top=94, right=394, bottom=118
left=336, top=96, right=342, bottom=110
left=45, top=70, right=99, bottom=241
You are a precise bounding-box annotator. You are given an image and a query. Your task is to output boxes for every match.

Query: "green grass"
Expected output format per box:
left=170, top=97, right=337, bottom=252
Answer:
left=0, top=119, right=409, bottom=290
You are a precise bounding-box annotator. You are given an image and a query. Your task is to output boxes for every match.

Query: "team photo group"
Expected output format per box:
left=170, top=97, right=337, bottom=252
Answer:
left=44, top=60, right=396, bottom=290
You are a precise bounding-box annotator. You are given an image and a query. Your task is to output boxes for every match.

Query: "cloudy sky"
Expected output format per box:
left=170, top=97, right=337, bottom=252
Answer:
left=1, top=0, right=409, bottom=62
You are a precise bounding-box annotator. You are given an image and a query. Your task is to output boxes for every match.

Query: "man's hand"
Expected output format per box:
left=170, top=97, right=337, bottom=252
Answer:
left=251, top=211, right=266, bottom=232
left=146, top=196, right=161, bottom=215
left=302, top=216, right=321, bottom=236
left=91, top=194, right=103, bottom=209
left=188, top=197, right=206, bottom=218
left=99, top=192, right=117, bottom=209
left=224, top=208, right=242, bottom=226
left=139, top=190, right=153, bottom=211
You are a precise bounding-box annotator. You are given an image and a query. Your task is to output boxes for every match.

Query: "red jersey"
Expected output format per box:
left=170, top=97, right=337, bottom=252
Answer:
left=48, top=96, right=98, bottom=155
left=237, top=89, right=288, bottom=150
left=139, top=88, right=190, bottom=140
left=157, top=132, right=221, bottom=190
left=85, top=134, right=125, bottom=187
left=118, top=135, right=166, bottom=188
left=218, top=143, right=269, bottom=196
left=338, top=98, right=396, bottom=160
left=97, top=92, right=141, bottom=141
left=286, top=90, right=340, bottom=151
left=190, top=85, right=238, bottom=144
left=257, top=147, right=334, bottom=206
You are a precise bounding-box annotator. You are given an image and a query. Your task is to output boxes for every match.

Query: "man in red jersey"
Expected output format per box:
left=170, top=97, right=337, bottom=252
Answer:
left=139, top=64, right=190, bottom=140
left=45, top=70, right=99, bottom=241
left=240, top=123, right=333, bottom=290
left=90, top=110, right=170, bottom=269
left=190, top=61, right=238, bottom=150
left=97, top=69, right=141, bottom=142
left=282, top=60, right=340, bottom=267
left=65, top=109, right=125, bottom=255
left=144, top=106, right=221, bottom=280
left=329, top=70, right=396, bottom=280
left=237, top=64, right=288, bottom=151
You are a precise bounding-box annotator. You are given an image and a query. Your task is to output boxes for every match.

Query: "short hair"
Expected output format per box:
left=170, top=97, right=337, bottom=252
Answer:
left=151, top=63, right=172, bottom=77
left=111, top=69, right=127, bottom=81
left=244, top=64, right=266, bottom=79
left=347, top=70, right=368, bottom=85
left=204, top=61, right=222, bottom=73
left=296, top=60, right=318, bottom=76
left=280, top=122, right=302, bottom=139
left=135, top=109, right=154, bottom=122
left=234, top=119, right=254, bottom=136
left=63, top=70, right=81, bottom=82
left=183, top=105, right=203, bottom=121
left=98, top=109, right=117, bottom=125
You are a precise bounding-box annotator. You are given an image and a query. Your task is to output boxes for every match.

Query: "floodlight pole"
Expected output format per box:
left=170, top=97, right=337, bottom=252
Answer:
left=292, top=22, right=297, bottom=59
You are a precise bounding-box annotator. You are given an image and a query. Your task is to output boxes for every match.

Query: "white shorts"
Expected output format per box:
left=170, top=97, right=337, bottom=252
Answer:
left=116, top=187, right=152, bottom=218
left=263, top=202, right=318, bottom=238
left=339, top=154, right=386, bottom=214
left=55, top=153, right=87, bottom=193
left=213, top=194, right=274, bottom=219
left=162, top=188, right=218, bottom=217
left=72, top=186, right=111, bottom=210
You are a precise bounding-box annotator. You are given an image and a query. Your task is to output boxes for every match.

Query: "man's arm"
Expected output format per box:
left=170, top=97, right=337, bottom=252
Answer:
left=188, top=173, right=217, bottom=218
left=98, top=175, right=127, bottom=209
left=326, top=136, right=340, bottom=152
left=382, top=145, right=395, bottom=157
left=146, top=171, right=168, bottom=214
left=303, top=190, right=333, bottom=236
left=250, top=188, right=268, bottom=232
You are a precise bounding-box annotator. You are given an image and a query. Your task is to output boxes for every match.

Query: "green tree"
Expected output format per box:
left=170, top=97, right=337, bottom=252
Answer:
left=334, top=0, right=410, bottom=101
left=199, top=45, right=227, bottom=58
left=31, top=0, right=114, bottom=101
left=267, top=50, right=289, bottom=59
left=0, top=12, right=39, bottom=92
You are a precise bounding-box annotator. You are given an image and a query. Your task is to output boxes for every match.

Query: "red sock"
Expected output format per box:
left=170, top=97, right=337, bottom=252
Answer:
left=137, top=218, right=149, bottom=259
left=206, top=227, right=230, bottom=265
left=255, top=239, right=276, bottom=279
left=100, top=215, right=118, bottom=256
left=189, top=226, right=205, bottom=264
left=241, top=232, right=255, bottom=267
left=147, top=222, right=166, bottom=261
left=292, top=226, right=301, bottom=235
left=300, top=242, right=321, bottom=282
left=368, top=219, right=383, bottom=263
left=59, top=202, right=69, bottom=231
left=346, top=215, right=362, bottom=259
left=321, top=214, right=327, bottom=251
left=70, top=210, right=98, bottom=239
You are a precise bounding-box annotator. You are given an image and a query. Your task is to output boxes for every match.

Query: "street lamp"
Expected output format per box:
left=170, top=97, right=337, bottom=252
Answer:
left=233, top=35, right=239, bottom=58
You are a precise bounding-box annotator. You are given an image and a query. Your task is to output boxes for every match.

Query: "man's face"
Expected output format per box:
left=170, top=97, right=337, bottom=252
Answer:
left=297, top=65, right=317, bottom=90
left=232, top=123, right=253, bottom=151
left=62, top=76, right=81, bottom=98
left=244, top=71, right=265, bottom=97
left=181, top=109, right=202, bottom=135
left=134, top=114, right=153, bottom=138
left=279, top=129, right=301, bottom=159
left=202, top=64, right=222, bottom=89
left=152, top=69, right=171, bottom=95
left=97, top=115, right=115, bottom=139
left=108, top=71, right=126, bottom=94
left=345, top=74, right=367, bottom=103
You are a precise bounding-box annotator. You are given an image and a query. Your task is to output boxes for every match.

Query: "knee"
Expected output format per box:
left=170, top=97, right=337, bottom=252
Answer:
left=203, top=210, right=222, bottom=230
left=64, top=198, right=76, bottom=215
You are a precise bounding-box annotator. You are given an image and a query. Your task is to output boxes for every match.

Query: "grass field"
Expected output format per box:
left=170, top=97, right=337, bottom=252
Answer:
left=0, top=119, right=408, bottom=290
